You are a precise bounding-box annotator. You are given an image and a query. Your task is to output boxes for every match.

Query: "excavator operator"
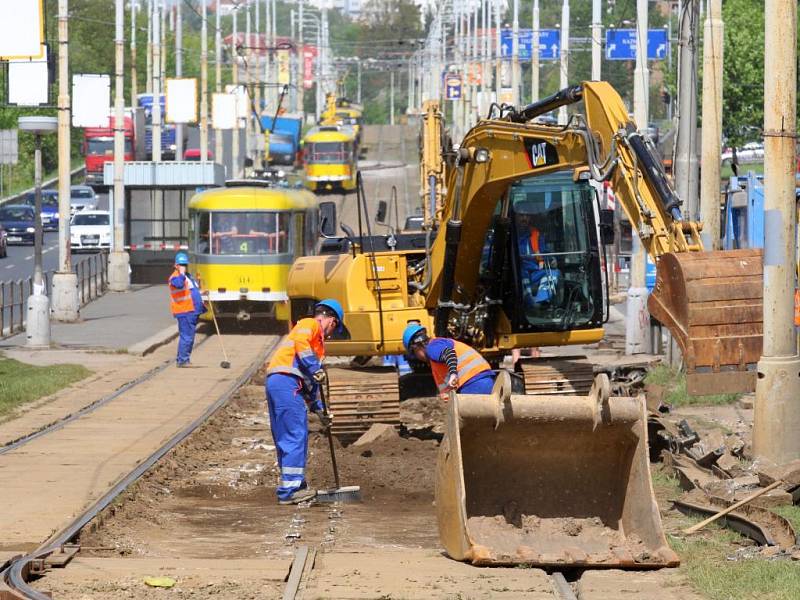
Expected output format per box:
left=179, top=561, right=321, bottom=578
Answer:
left=517, top=212, right=560, bottom=308
left=402, top=324, right=495, bottom=398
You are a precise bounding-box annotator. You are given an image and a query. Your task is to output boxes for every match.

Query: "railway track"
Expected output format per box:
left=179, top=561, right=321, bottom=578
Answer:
left=0, top=335, right=280, bottom=600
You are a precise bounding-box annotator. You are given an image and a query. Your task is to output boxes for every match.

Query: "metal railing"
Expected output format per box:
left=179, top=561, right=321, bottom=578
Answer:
left=0, top=252, right=108, bottom=339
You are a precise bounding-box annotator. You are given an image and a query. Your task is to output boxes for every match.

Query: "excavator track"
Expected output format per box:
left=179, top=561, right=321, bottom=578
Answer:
left=325, top=366, right=401, bottom=442
left=518, top=356, right=595, bottom=396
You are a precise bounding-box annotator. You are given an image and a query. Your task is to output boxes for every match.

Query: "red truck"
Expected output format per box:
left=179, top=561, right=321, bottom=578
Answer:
left=83, top=110, right=145, bottom=188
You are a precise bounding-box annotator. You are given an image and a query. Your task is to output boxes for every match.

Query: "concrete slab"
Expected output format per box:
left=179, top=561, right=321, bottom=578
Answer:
left=0, top=334, right=275, bottom=552
left=0, top=285, right=175, bottom=352
left=303, top=549, right=556, bottom=599
left=576, top=569, right=703, bottom=600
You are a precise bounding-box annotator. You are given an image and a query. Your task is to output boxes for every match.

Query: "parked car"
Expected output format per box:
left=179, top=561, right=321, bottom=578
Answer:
left=23, top=189, right=60, bottom=231
left=183, top=148, right=213, bottom=161
left=722, top=142, right=764, bottom=163
left=0, top=223, right=7, bottom=258
left=70, top=210, right=111, bottom=252
left=0, top=205, right=36, bottom=245
left=70, top=185, right=99, bottom=216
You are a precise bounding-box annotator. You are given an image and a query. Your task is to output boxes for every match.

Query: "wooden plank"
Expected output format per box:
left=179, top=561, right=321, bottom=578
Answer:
left=282, top=545, right=309, bottom=600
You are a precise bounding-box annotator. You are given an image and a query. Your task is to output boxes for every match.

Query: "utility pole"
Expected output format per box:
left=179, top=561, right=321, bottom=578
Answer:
left=531, top=0, right=540, bottom=102
left=130, top=0, right=137, bottom=102
left=390, top=70, right=395, bottom=125
left=357, top=61, right=362, bottom=104
left=109, top=0, right=130, bottom=291
left=753, top=0, right=800, bottom=464
left=591, top=0, right=601, bottom=80
left=494, top=0, right=501, bottom=104
left=298, top=0, right=305, bottom=113
left=558, top=0, right=570, bottom=123
left=200, top=0, right=209, bottom=161
left=511, top=0, right=519, bottom=105
left=175, top=0, right=183, bottom=161
left=146, top=0, right=152, bottom=93
left=674, top=0, right=700, bottom=220
left=215, top=0, right=223, bottom=165
left=232, top=6, right=240, bottom=178
left=52, top=0, right=79, bottom=321
left=626, top=0, right=651, bottom=355
left=152, top=0, right=162, bottom=161
left=699, top=0, right=723, bottom=250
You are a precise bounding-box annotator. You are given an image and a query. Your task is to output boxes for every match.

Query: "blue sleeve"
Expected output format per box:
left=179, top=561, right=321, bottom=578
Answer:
left=169, top=273, right=186, bottom=288
left=425, top=338, right=454, bottom=363
left=297, top=352, right=322, bottom=376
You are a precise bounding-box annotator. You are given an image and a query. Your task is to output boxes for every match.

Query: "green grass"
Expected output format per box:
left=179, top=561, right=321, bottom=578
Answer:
left=721, top=162, right=764, bottom=180
left=671, top=532, right=800, bottom=600
left=646, top=364, right=740, bottom=407
left=0, top=356, right=91, bottom=417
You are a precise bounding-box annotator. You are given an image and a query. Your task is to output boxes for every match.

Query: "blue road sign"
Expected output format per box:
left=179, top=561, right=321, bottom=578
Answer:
left=445, top=75, right=462, bottom=101
left=605, top=29, right=669, bottom=61
left=500, top=29, right=560, bottom=61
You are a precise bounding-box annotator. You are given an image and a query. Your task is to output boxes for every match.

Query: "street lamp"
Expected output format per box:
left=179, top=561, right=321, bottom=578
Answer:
left=18, top=116, right=58, bottom=348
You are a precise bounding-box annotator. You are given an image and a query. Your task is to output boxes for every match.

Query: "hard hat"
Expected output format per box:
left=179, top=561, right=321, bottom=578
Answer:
left=402, top=323, right=428, bottom=351
left=175, top=252, right=189, bottom=265
left=315, top=298, right=344, bottom=332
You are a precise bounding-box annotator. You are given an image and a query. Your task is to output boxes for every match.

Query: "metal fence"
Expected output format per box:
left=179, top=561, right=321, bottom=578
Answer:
left=0, top=252, right=108, bottom=339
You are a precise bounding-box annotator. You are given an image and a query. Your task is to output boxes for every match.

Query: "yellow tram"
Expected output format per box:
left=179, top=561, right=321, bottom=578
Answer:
left=302, top=125, right=358, bottom=194
left=188, top=182, right=321, bottom=323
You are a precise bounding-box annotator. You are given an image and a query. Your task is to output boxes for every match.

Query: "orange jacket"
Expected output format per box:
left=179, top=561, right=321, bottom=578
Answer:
left=267, top=317, right=325, bottom=380
left=168, top=269, right=194, bottom=315
left=429, top=339, right=491, bottom=394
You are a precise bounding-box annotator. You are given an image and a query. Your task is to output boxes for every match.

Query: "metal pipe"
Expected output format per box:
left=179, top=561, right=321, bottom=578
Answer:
left=130, top=0, right=137, bottom=102
left=753, top=0, right=800, bottom=463
left=215, top=0, right=223, bottom=164
left=232, top=6, right=240, bottom=177
left=699, top=0, right=723, bottom=250
left=511, top=0, right=519, bottom=105
left=146, top=0, right=152, bottom=94
left=175, top=0, right=183, bottom=160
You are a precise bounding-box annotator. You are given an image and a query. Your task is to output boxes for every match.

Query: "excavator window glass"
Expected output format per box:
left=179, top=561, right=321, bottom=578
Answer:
left=507, top=170, right=602, bottom=331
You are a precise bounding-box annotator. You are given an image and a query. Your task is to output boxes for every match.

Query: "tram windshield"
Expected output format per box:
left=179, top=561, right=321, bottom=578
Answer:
left=193, top=211, right=290, bottom=256
left=306, top=141, right=352, bottom=164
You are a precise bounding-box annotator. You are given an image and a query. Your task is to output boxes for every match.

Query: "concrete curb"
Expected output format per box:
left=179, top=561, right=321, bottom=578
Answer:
left=127, top=324, right=179, bottom=357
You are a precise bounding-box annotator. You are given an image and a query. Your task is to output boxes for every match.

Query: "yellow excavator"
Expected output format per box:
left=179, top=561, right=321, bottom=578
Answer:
left=288, top=81, right=763, bottom=568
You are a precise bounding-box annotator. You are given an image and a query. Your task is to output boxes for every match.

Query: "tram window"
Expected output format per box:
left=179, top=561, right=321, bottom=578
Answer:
left=193, top=213, right=210, bottom=254
left=204, top=212, right=291, bottom=255
left=308, top=142, right=347, bottom=163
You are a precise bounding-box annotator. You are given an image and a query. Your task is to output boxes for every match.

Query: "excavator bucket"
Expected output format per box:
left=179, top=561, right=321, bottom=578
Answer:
left=435, top=375, right=679, bottom=568
left=648, top=249, right=763, bottom=395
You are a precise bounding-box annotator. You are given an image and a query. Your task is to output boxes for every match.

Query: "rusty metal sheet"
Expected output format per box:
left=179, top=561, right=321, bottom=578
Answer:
left=648, top=250, right=763, bottom=394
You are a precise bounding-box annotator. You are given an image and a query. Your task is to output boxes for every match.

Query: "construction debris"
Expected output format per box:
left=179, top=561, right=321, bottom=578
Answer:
left=352, top=423, right=400, bottom=447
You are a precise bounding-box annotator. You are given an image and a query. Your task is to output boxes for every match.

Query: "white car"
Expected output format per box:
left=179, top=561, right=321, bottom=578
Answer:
left=70, top=210, right=111, bottom=252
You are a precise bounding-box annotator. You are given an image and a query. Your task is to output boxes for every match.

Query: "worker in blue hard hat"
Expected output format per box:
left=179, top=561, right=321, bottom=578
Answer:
left=402, top=324, right=495, bottom=399
left=265, top=298, right=344, bottom=505
left=168, top=252, right=207, bottom=367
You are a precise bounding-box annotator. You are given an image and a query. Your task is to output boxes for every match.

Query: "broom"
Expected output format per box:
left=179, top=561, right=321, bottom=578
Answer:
left=315, top=373, right=361, bottom=503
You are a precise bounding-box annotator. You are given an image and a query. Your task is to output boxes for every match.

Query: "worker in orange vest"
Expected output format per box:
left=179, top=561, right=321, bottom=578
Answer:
left=518, top=215, right=560, bottom=308
left=168, top=252, right=206, bottom=367
left=402, top=324, right=495, bottom=398
left=265, top=299, right=343, bottom=505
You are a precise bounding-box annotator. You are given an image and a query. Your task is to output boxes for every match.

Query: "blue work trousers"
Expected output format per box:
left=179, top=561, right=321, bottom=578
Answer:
left=266, top=373, right=310, bottom=500
left=175, top=313, right=198, bottom=364
left=459, top=370, right=496, bottom=394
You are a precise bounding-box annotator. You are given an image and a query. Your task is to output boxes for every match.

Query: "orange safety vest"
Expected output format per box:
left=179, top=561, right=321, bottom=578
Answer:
left=168, top=269, right=195, bottom=315
left=267, top=317, right=325, bottom=379
left=529, top=227, right=544, bottom=267
left=795, top=289, right=800, bottom=327
left=429, top=339, right=491, bottom=393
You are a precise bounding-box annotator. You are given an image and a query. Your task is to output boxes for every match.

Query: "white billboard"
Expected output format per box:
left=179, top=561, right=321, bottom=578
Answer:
left=71, top=74, right=111, bottom=127
left=8, top=48, right=49, bottom=106
left=225, top=84, right=250, bottom=121
left=0, top=0, right=45, bottom=59
left=212, top=93, right=238, bottom=130
left=165, top=78, right=198, bottom=124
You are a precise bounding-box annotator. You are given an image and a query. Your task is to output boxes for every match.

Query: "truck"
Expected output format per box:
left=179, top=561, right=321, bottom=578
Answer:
left=136, top=93, right=186, bottom=160
left=83, top=110, right=145, bottom=188
left=260, top=113, right=303, bottom=166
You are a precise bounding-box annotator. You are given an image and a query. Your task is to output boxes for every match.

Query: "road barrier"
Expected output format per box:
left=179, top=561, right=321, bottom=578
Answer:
left=0, top=251, right=108, bottom=339
left=0, top=166, right=86, bottom=207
